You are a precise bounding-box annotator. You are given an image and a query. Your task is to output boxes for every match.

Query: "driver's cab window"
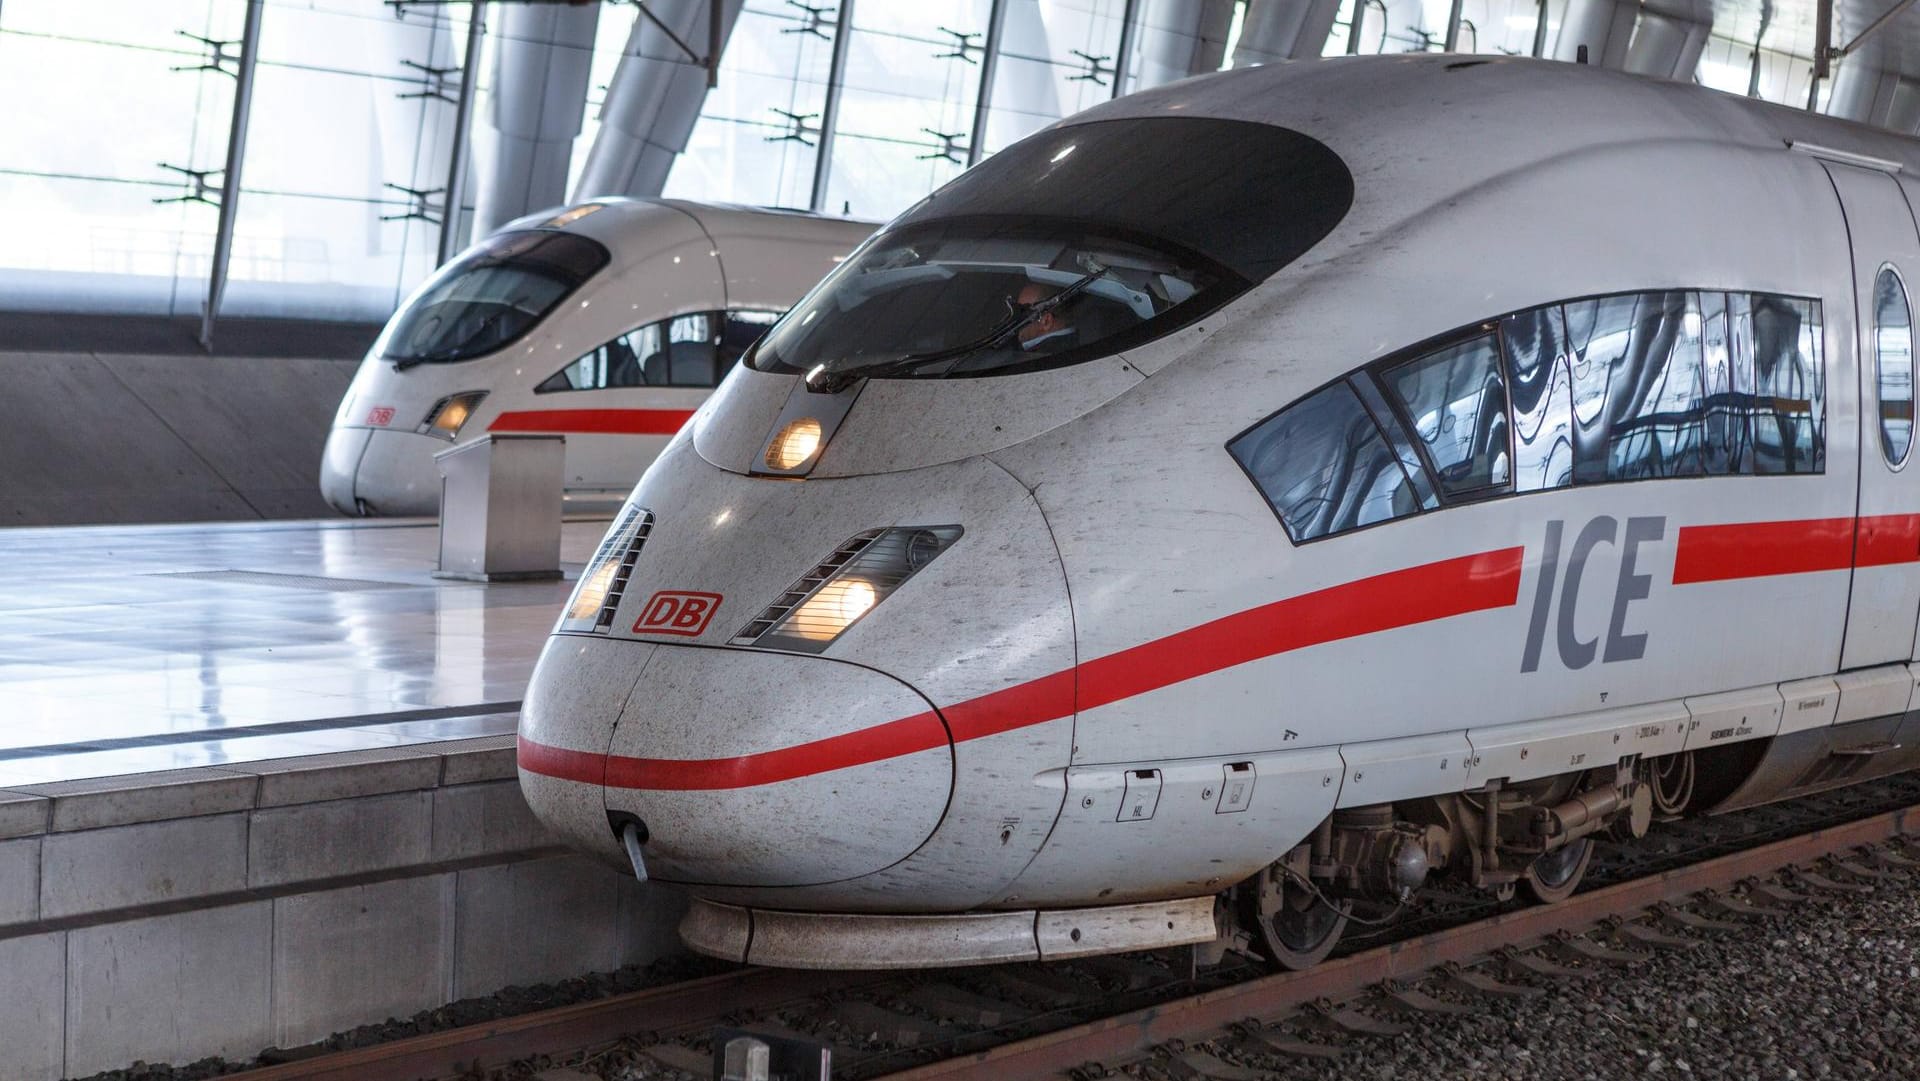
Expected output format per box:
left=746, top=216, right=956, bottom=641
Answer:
left=538, top=310, right=778, bottom=392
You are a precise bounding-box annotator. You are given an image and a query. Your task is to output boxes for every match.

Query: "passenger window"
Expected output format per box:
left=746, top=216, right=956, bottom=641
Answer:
left=659, top=313, right=718, bottom=387
left=1230, top=287, right=1827, bottom=546
left=1875, top=268, right=1914, bottom=465
left=1230, top=383, right=1423, bottom=542
left=1383, top=334, right=1510, bottom=498
left=536, top=321, right=662, bottom=392
left=720, top=310, right=782, bottom=370
left=1565, top=291, right=1708, bottom=481
left=1749, top=293, right=1824, bottom=474
left=1698, top=292, right=1749, bottom=473
left=1502, top=306, right=1573, bottom=492
left=538, top=311, right=748, bottom=393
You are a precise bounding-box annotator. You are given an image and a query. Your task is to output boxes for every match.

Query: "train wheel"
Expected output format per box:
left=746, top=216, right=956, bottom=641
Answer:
left=1521, top=837, right=1593, bottom=904
left=1242, top=864, right=1350, bottom=970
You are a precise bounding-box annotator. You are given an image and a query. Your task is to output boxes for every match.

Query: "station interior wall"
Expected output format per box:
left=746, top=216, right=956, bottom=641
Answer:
left=0, top=316, right=377, bottom=527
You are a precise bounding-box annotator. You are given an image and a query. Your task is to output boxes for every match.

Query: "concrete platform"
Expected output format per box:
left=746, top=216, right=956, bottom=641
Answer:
left=0, top=517, right=694, bottom=1081
left=0, top=737, right=686, bottom=1081
left=0, top=517, right=605, bottom=785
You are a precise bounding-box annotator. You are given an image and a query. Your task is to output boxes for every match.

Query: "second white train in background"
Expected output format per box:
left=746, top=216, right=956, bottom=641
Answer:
left=320, top=199, right=873, bottom=516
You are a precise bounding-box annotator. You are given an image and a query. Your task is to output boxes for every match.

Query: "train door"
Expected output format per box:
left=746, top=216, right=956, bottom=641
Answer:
left=1825, top=161, right=1920, bottom=670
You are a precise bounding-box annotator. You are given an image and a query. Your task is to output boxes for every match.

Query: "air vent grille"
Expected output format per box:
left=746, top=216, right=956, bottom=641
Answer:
left=732, top=525, right=962, bottom=652
left=593, top=511, right=654, bottom=633
left=557, top=504, right=655, bottom=635
left=732, top=530, right=884, bottom=645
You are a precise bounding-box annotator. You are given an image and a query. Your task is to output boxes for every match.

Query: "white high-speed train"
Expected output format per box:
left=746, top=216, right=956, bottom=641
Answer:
left=517, top=56, right=1920, bottom=970
left=319, top=200, right=873, bottom=516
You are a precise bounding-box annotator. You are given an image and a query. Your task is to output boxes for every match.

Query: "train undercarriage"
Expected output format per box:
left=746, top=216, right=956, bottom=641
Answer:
left=1239, top=719, right=1920, bottom=969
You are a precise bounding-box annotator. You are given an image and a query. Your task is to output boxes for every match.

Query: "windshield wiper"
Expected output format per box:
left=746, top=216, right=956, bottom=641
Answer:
left=804, top=263, right=1111, bottom=393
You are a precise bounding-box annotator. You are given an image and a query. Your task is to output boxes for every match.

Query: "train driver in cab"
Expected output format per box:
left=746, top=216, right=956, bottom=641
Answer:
left=1014, top=282, right=1079, bottom=352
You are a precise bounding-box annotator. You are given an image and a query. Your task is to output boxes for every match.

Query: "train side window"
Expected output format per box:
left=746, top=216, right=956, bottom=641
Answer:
left=537, top=322, right=661, bottom=392
left=1724, top=292, right=1760, bottom=473
left=1381, top=333, right=1511, bottom=499
left=1350, top=375, right=1439, bottom=511
left=720, top=310, right=782, bottom=373
left=1565, top=291, right=1708, bottom=481
left=1874, top=268, right=1914, bottom=465
left=1747, top=293, right=1825, bottom=474
left=651, top=313, right=719, bottom=387
left=1229, top=383, right=1423, bottom=542
left=1501, top=305, right=1574, bottom=492
left=541, top=312, right=755, bottom=393
left=1626, top=291, right=1708, bottom=479
left=1698, top=292, right=1750, bottom=473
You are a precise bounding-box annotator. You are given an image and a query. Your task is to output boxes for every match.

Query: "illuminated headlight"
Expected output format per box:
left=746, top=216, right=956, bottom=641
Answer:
left=419, top=390, right=488, bottom=439
left=733, top=525, right=963, bottom=652
left=764, top=416, right=824, bottom=471
left=557, top=504, right=654, bottom=634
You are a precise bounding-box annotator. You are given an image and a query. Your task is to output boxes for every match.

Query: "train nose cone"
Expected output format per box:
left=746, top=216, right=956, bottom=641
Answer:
left=346, top=429, right=446, bottom=516
left=609, top=645, right=951, bottom=887
left=318, top=427, right=370, bottom=515
left=522, top=642, right=952, bottom=889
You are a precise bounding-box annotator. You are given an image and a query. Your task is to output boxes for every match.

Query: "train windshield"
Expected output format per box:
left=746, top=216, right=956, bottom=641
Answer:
left=752, top=222, right=1227, bottom=385
left=379, top=230, right=610, bottom=367
left=751, top=116, right=1352, bottom=385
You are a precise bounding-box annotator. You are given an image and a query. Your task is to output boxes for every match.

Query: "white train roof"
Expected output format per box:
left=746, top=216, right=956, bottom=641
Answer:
left=1072, top=54, right=1920, bottom=185
left=498, top=196, right=873, bottom=251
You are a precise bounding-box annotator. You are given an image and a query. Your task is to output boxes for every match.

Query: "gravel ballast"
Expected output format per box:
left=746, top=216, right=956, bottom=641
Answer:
left=1172, top=865, right=1920, bottom=1081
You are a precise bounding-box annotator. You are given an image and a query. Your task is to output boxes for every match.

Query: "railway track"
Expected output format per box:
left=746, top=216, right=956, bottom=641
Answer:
left=213, top=775, right=1920, bottom=1081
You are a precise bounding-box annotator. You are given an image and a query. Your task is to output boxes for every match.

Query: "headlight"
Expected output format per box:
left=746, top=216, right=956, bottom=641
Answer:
left=557, top=504, right=654, bottom=634
left=733, top=525, right=963, bottom=652
left=418, top=390, right=488, bottom=439
left=764, top=416, right=824, bottom=471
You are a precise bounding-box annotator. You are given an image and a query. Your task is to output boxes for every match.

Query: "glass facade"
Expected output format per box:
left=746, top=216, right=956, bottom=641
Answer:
left=0, top=0, right=486, bottom=321
left=1323, top=0, right=1564, bottom=56
left=0, top=0, right=1856, bottom=327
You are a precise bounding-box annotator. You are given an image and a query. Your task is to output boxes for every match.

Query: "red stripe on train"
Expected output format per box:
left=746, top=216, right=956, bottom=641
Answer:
left=488, top=408, right=696, bottom=436
left=517, top=547, right=1526, bottom=791
left=1855, top=514, right=1920, bottom=568
left=1672, top=514, right=1920, bottom=584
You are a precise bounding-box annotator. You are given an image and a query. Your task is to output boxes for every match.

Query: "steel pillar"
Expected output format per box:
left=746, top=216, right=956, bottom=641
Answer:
left=470, top=1, right=599, bottom=236
left=572, top=0, right=745, bottom=201
left=810, top=0, right=856, bottom=212
left=1232, top=0, right=1343, bottom=63
left=1810, top=0, right=1833, bottom=109
left=1112, top=0, right=1144, bottom=98
left=967, top=0, right=1010, bottom=166
left=1553, top=0, right=1635, bottom=66
left=1624, top=0, right=1712, bottom=80
left=200, top=0, right=263, bottom=351
left=439, top=0, right=486, bottom=265
left=1131, top=0, right=1236, bottom=92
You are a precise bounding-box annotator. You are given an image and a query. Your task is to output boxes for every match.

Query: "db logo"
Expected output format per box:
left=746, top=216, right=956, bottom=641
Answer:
left=634, top=591, right=722, bottom=637
left=365, top=405, right=396, bottom=426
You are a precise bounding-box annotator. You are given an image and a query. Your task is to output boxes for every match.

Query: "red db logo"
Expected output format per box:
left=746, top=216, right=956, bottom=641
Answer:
left=366, top=405, right=396, bottom=426
left=634, top=591, right=722, bottom=637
